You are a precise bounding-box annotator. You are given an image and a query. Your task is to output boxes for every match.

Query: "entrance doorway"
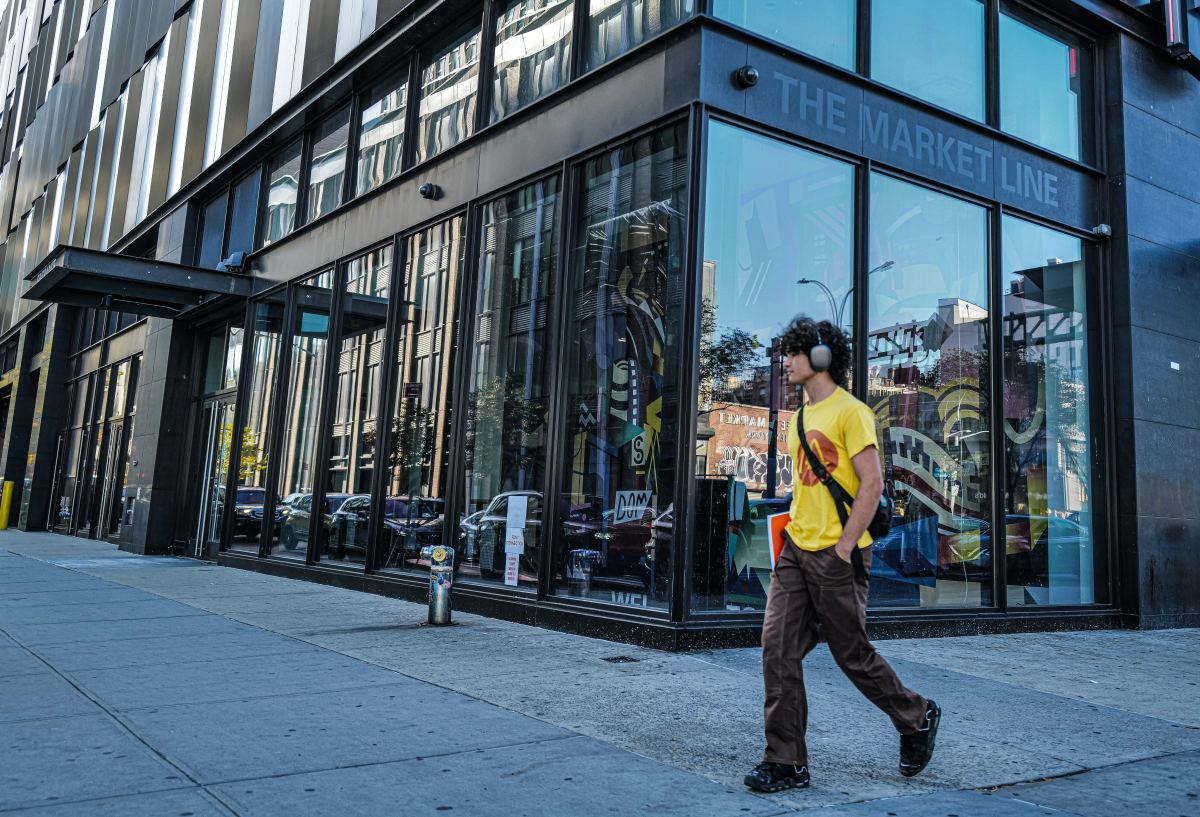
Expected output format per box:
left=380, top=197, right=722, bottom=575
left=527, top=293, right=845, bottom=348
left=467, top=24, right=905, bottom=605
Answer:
left=96, top=416, right=135, bottom=541
left=51, top=357, right=139, bottom=538
left=192, top=397, right=236, bottom=559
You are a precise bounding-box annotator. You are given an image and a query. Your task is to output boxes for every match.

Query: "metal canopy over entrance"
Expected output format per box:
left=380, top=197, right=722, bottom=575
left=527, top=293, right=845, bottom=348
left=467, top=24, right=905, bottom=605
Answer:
left=25, top=246, right=254, bottom=319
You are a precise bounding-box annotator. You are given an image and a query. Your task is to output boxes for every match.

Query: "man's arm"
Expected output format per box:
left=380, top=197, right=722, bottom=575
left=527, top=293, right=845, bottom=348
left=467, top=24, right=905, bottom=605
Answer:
left=834, top=445, right=884, bottom=563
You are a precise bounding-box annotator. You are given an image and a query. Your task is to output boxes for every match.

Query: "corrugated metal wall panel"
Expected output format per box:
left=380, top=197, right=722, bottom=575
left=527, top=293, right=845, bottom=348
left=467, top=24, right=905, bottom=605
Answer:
left=301, top=0, right=338, bottom=88
left=245, top=0, right=282, bottom=133
left=218, top=0, right=260, bottom=155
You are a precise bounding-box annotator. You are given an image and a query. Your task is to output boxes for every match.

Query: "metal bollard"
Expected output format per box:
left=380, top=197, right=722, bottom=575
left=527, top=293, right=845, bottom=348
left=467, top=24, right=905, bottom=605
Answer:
left=420, top=545, right=455, bottom=625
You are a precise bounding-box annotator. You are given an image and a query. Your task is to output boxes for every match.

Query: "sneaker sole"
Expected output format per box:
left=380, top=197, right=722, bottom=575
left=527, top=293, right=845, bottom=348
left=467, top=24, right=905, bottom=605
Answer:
left=744, top=776, right=810, bottom=793
left=899, top=703, right=941, bottom=778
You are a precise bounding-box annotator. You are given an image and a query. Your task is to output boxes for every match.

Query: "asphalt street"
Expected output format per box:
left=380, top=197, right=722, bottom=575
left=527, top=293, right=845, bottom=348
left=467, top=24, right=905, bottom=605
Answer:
left=1, top=530, right=1197, bottom=816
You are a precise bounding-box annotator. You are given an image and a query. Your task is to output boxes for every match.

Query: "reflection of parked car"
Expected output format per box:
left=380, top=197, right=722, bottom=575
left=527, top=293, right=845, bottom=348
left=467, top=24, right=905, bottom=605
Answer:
left=378, top=497, right=445, bottom=566
left=1004, top=514, right=1090, bottom=591
left=231, top=486, right=283, bottom=538
left=562, top=503, right=655, bottom=591
left=469, top=491, right=542, bottom=578
left=327, top=496, right=408, bottom=558
left=278, top=493, right=352, bottom=551
left=458, top=509, right=487, bottom=563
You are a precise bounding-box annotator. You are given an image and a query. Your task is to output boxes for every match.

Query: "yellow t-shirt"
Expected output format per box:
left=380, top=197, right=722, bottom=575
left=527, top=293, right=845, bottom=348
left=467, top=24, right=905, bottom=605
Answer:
left=786, top=387, right=879, bottom=551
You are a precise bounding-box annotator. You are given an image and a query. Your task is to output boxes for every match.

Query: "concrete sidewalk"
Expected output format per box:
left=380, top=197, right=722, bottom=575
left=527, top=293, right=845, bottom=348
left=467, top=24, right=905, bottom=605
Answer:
left=1, top=531, right=1197, bottom=817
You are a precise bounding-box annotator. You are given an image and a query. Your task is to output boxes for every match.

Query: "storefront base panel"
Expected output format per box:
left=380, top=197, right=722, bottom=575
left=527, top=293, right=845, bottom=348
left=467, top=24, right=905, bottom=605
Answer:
left=1122, top=612, right=1200, bottom=630
left=215, top=552, right=1126, bottom=651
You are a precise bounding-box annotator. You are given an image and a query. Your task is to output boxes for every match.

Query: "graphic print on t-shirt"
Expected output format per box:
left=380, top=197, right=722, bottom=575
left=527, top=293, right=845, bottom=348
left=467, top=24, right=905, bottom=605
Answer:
left=797, top=430, right=839, bottom=486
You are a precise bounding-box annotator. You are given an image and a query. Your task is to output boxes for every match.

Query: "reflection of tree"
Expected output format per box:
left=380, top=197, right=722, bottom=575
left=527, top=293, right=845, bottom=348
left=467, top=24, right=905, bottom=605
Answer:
left=697, top=298, right=762, bottom=414
left=386, top=403, right=435, bottom=480
left=234, top=427, right=268, bottom=483
left=463, top=373, right=546, bottom=480
left=923, top=345, right=985, bottom=386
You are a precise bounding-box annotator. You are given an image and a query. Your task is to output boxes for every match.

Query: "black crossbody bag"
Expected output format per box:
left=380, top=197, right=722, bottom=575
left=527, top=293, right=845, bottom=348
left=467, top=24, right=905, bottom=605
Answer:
left=796, top=404, right=893, bottom=544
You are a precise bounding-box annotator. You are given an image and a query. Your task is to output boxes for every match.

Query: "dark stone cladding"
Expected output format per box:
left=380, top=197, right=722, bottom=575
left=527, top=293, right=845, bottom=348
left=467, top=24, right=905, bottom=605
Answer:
left=1107, top=33, right=1200, bottom=626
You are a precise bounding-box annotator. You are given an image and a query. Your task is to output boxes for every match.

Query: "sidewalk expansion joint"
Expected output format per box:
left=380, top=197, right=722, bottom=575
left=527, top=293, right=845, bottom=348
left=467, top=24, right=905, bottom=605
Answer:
left=200, top=733, right=584, bottom=788
left=0, top=784, right=215, bottom=817
left=0, top=623, right=244, bottom=816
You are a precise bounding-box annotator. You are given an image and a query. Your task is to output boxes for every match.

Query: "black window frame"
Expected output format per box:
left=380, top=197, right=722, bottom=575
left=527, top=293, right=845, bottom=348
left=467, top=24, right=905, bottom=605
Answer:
left=256, top=138, right=305, bottom=249
left=302, top=103, right=355, bottom=225
left=996, top=0, right=1097, bottom=165
left=413, top=17, right=487, bottom=165
left=352, top=66, right=410, bottom=199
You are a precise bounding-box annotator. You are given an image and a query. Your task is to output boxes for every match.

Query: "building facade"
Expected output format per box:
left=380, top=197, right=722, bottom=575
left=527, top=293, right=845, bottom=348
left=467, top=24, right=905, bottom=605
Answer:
left=1, top=0, right=1198, bottom=647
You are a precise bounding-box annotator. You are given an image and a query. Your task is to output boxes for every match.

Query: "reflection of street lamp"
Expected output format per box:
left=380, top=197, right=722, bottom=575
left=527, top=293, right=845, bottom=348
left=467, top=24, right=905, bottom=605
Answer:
left=797, top=261, right=894, bottom=328
left=796, top=278, right=840, bottom=324
left=951, top=429, right=988, bottom=445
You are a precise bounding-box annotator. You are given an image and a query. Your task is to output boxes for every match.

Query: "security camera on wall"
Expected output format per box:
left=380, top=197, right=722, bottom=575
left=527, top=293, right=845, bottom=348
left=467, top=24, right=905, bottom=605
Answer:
left=216, top=251, right=246, bottom=272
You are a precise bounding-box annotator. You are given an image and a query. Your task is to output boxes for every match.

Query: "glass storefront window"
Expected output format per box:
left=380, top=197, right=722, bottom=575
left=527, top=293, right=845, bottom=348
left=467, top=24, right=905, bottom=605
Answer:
left=226, top=170, right=261, bottom=258
left=1001, top=216, right=1095, bottom=605
left=316, top=247, right=392, bottom=566
left=867, top=173, right=991, bottom=609
left=224, top=326, right=244, bottom=390
left=203, top=330, right=225, bottom=394
left=587, top=0, right=694, bottom=70
left=555, top=122, right=688, bottom=610
left=234, top=294, right=285, bottom=554
left=197, top=191, right=228, bottom=269
left=491, top=0, right=574, bottom=122
left=460, top=176, right=560, bottom=589
left=204, top=324, right=244, bottom=394
left=263, top=140, right=302, bottom=246
left=306, top=108, right=351, bottom=223
left=1000, top=11, right=1084, bottom=161
left=376, top=217, right=465, bottom=572
left=871, top=0, right=985, bottom=122
left=712, top=0, right=854, bottom=70
left=692, top=121, right=854, bottom=612
left=271, top=271, right=335, bottom=559
left=416, top=27, right=482, bottom=163
left=356, top=72, right=408, bottom=196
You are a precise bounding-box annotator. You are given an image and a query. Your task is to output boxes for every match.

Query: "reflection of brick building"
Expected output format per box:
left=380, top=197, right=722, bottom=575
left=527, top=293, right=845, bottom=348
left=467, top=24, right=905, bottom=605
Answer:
left=702, top=402, right=794, bottom=496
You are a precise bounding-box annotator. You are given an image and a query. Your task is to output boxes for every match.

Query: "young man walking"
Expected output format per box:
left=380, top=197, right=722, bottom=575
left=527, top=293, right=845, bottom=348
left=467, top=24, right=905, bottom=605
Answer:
left=744, top=317, right=940, bottom=793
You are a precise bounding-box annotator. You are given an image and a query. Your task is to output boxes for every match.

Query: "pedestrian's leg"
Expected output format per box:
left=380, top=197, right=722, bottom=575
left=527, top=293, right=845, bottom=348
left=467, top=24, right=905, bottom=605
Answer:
left=761, top=543, right=820, bottom=766
left=805, top=547, right=928, bottom=734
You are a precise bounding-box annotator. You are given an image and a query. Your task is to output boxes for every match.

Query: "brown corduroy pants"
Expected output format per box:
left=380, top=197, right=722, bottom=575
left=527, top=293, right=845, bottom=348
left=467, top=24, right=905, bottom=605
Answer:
left=761, top=539, right=928, bottom=766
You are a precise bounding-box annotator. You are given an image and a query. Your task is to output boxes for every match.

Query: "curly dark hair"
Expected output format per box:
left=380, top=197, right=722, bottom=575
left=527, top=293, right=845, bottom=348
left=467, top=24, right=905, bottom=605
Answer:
left=779, top=316, right=852, bottom=387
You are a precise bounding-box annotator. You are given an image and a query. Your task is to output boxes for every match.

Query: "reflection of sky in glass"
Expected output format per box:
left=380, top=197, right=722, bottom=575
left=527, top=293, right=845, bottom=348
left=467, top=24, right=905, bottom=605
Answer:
left=1001, top=216, right=1081, bottom=281
left=872, top=0, right=985, bottom=121
left=1000, top=14, right=1081, bottom=160
left=868, top=174, right=987, bottom=330
left=713, top=0, right=855, bottom=68
left=703, top=122, right=854, bottom=352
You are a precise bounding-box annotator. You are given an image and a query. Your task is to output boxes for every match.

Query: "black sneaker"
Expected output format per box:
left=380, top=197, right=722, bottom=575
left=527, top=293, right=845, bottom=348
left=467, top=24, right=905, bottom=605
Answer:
left=743, top=762, right=810, bottom=793
left=899, top=699, right=941, bottom=777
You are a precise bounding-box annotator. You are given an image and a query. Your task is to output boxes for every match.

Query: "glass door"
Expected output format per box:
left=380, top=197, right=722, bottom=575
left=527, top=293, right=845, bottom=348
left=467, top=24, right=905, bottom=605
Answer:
left=97, top=420, right=127, bottom=541
left=193, top=398, right=236, bottom=558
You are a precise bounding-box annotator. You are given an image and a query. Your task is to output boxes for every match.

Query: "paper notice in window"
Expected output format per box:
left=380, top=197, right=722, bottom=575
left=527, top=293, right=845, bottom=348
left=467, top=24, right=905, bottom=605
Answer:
left=504, top=527, right=525, bottom=555
left=504, top=553, right=520, bottom=586
left=505, top=495, right=528, bottom=530
left=768, top=512, right=790, bottom=570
